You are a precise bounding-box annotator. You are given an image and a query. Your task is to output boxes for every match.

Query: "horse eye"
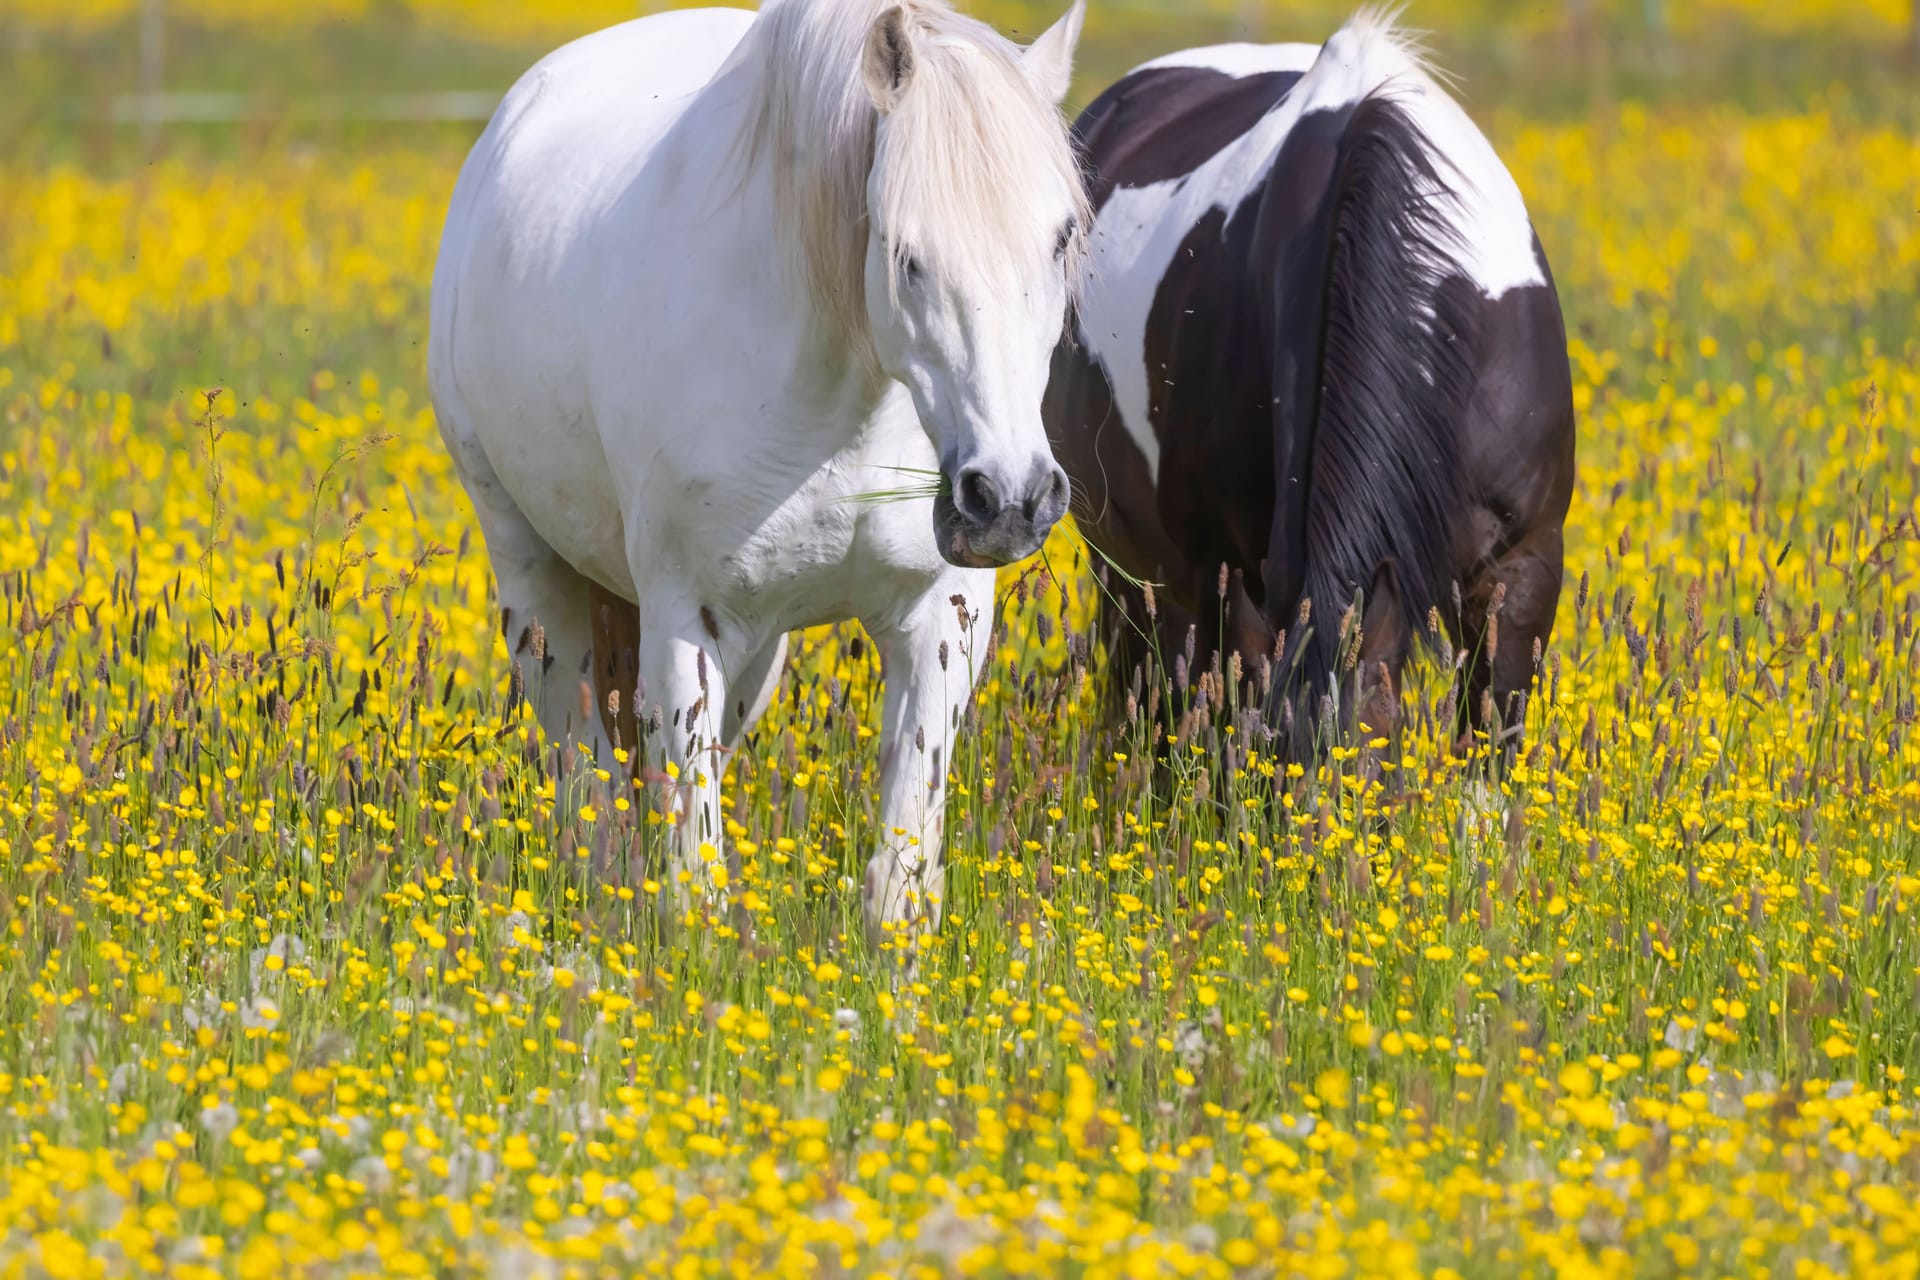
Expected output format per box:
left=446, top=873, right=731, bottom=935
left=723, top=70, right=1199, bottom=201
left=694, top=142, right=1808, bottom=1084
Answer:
left=1053, top=219, right=1076, bottom=261
left=902, top=253, right=924, bottom=284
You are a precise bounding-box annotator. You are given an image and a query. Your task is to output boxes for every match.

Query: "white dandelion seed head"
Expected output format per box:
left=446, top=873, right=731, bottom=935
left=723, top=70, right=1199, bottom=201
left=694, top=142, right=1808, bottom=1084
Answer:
left=198, top=1102, right=238, bottom=1140
left=241, top=995, right=281, bottom=1031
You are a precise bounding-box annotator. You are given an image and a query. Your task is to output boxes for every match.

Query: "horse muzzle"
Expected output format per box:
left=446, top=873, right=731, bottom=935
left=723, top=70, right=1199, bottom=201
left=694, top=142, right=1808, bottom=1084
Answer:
left=933, top=461, right=1069, bottom=568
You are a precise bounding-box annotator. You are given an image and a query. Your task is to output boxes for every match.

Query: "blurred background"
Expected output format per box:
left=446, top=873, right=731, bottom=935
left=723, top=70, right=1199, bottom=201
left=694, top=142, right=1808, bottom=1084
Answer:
left=7, top=0, right=1918, bottom=155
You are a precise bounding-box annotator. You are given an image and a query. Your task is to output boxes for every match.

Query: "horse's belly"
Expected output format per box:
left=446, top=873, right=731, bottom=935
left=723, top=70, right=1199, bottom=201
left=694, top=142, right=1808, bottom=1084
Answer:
left=490, top=409, right=635, bottom=586
left=435, top=271, right=634, bottom=589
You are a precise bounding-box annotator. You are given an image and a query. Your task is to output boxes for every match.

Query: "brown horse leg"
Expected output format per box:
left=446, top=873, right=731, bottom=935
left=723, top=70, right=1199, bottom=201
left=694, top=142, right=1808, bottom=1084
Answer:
left=1455, top=524, right=1565, bottom=760
left=1093, top=568, right=1192, bottom=716
left=588, top=580, right=642, bottom=770
left=1354, top=561, right=1413, bottom=746
left=1334, top=562, right=1414, bottom=816
left=1220, top=566, right=1278, bottom=709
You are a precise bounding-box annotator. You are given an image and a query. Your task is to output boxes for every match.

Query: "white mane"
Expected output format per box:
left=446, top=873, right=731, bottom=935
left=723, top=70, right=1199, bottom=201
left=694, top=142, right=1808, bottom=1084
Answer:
left=1345, top=5, right=1455, bottom=89
left=740, top=0, right=1088, bottom=344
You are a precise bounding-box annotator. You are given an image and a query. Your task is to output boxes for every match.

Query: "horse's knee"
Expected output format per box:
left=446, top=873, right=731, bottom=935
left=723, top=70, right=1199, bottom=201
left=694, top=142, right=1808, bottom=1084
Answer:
left=722, top=634, right=788, bottom=745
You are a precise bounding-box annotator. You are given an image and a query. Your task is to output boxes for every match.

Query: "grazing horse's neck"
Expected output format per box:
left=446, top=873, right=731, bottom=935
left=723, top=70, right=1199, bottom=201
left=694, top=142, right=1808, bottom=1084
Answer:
left=788, top=316, right=892, bottom=427
left=763, top=183, right=888, bottom=416
left=747, top=167, right=890, bottom=426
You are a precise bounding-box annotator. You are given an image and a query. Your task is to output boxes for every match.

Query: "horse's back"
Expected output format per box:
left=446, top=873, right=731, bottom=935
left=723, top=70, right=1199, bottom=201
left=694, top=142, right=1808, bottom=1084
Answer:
left=436, top=9, right=753, bottom=283
left=433, top=7, right=755, bottom=325
left=1073, top=33, right=1543, bottom=316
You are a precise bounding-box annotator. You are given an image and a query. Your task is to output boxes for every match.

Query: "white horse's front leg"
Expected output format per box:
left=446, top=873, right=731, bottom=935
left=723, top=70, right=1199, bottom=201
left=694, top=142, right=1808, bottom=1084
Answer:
left=864, top=570, right=995, bottom=950
left=633, top=610, right=733, bottom=914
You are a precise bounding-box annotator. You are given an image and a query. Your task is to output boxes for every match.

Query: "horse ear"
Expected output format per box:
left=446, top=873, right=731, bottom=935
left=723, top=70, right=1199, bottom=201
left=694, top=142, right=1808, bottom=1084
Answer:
left=1022, top=0, right=1084, bottom=106
left=861, top=6, right=917, bottom=114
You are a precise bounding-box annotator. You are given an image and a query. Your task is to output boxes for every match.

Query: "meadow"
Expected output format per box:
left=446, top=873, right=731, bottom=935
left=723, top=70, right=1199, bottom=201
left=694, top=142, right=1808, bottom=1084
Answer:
left=2, top=2, right=1918, bottom=1277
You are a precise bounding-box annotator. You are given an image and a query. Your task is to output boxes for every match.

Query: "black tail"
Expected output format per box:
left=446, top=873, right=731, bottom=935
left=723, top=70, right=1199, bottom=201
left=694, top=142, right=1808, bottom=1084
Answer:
left=1265, top=92, right=1475, bottom=738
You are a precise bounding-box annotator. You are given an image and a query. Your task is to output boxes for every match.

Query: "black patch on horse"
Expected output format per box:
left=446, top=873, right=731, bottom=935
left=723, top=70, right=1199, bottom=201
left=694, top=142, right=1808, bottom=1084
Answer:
left=1072, top=66, right=1303, bottom=209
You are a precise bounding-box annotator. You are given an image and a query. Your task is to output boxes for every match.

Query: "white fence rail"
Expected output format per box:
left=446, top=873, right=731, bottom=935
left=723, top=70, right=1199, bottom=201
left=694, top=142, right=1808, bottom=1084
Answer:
left=112, top=90, right=505, bottom=127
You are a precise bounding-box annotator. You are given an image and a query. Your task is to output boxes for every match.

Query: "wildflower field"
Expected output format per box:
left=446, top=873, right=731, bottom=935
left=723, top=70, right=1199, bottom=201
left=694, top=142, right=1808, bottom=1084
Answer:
left=2, top=3, right=1919, bottom=1277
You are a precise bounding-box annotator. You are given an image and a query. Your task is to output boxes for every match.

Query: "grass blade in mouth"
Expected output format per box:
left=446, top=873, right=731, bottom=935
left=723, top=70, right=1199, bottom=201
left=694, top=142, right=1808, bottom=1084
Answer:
left=842, top=465, right=951, bottom=507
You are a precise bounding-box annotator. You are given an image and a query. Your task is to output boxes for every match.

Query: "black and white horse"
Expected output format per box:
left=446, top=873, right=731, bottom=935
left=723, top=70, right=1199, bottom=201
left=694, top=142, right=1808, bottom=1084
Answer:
left=1045, top=16, right=1576, bottom=752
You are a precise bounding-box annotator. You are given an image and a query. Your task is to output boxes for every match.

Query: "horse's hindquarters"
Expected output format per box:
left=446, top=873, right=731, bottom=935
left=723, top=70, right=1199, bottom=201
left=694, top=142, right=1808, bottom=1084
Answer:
left=1048, top=23, right=1577, bottom=750
left=1440, top=267, right=1577, bottom=740
left=1444, top=271, right=1577, bottom=570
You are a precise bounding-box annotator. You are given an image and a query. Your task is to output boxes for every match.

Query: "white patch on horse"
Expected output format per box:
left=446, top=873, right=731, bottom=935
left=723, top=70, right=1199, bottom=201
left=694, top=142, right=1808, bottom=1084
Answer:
left=1078, top=18, right=1544, bottom=484
left=1132, top=40, right=1322, bottom=77
left=1384, top=75, right=1543, bottom=301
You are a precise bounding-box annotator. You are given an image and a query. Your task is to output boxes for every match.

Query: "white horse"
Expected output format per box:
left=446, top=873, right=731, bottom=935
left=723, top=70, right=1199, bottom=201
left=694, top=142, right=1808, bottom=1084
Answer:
left=428, top=0, right=1088, bottom=939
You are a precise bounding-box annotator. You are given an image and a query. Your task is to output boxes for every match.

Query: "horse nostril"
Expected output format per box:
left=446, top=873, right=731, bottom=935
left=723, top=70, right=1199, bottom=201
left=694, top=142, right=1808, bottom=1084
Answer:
left=957, top=469, right=999, bottom=523
left=1025, top=468, right=1068, bottom=520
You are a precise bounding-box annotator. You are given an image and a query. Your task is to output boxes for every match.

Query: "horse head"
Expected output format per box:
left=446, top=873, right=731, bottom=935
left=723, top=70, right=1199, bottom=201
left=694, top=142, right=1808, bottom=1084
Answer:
left=857, top=0, right=1088, bottom=567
